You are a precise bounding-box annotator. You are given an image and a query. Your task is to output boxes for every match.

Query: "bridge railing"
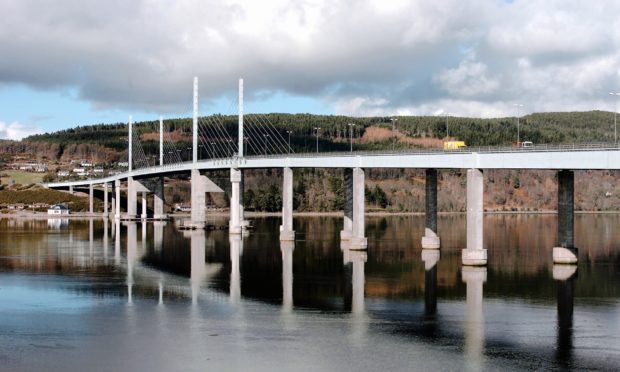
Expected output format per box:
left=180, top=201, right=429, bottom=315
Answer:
left=245, top=142, right=620, bottom=159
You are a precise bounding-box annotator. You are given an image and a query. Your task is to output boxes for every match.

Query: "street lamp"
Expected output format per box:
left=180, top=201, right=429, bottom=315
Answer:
left=609, top=92, right=620, bottom=144
left=513, top=104, right=523, bottom=145
left=390, top=118, right=398, bottom=150
left=314, top=127, right=321, bottom=153
left=347, top=123, right=356, bottom=152
left=286, top=130, right=292, bottom=153
left=263, top=134, right=270, bottom=155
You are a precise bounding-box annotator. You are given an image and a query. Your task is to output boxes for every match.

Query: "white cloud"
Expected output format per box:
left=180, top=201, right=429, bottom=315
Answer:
left=0, top=0, right=619, bottom=119
left=434, top=55, right=499, bottom=98
left=0, top=121, right=43, bottom=140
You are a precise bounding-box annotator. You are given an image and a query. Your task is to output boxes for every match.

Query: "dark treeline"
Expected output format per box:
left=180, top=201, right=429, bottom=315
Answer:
left=24, top=111, right=620, bottom=159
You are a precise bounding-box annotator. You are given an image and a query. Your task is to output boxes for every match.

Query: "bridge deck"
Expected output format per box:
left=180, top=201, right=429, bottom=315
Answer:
left=46, top=144, right=620, bottom=188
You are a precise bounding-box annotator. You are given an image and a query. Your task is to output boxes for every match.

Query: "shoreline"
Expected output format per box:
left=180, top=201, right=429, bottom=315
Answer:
left=4, top=209, right=620, bottom=220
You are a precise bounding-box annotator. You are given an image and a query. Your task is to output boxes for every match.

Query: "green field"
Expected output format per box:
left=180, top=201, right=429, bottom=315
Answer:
left=0, top=170, right=45, bottom=185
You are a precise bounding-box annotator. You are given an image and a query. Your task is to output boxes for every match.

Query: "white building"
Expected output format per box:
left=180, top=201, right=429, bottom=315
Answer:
left=47, top=204, right=70, bottom=215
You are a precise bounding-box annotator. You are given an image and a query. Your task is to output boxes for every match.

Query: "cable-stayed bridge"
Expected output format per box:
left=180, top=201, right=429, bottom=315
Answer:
left=44, top=77, right=620, bottom=267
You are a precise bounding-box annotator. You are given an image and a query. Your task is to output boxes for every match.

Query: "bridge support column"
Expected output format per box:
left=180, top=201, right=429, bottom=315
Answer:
left=141, top=192, right=148, bottom=220
left=69, top=185, right=74, bottom=195
left=239, top=170, right=250, bottom=231
left=103, top=183, right=109, bottom=218
left=126, top=177, right=138, bottom=220
left=110, top=182, right=116, bottom=220
left=340, top=168, right=353, bottom=241
left=189, top=169, right=207, bottom=229
left=229, top=168, right=242, bottom=234
left=422, top=169, right=440, bottom=249
left=153, top=176, right=167, bottom=220
left=280, top=167, right=295, bottom=241
left=462, top=168, right=487, bottom=265
left=350, top=167, right=367, bottom=249
left=89, top=184, right=94, bottom=214
left=553, top=170, right=578, bottom=264
left=114, top=179, right=121, bottom=220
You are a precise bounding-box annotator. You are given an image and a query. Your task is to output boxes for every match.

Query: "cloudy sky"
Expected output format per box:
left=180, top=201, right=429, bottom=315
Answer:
left=1, top=0, right=619, bottom=139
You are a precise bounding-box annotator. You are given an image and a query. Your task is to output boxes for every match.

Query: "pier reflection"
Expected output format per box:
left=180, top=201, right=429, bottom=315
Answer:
left=553, top=265, right=576, bottom=366
left=280, top=240, right=294, bottom=312
left=126, top=222, right=138, bottom=304
left=229, top=234, right=243, bottom=304
left=188, top=230, right=206, bottom=304
left=462, top=266, right=486, bottom=371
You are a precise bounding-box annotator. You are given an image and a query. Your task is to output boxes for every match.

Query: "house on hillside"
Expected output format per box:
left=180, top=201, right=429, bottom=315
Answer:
left=47, top=204, right=70, bottom=215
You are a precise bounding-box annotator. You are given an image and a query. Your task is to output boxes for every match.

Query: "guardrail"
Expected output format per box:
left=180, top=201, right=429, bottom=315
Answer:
left=46, top=142, right=620, bottom=185
left=246, top=142, right=620, bottom=159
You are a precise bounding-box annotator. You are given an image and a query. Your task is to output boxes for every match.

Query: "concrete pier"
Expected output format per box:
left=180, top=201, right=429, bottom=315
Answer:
left=229, top=168, right=242, bottom=234
left=141, top=192, right=147, bottom=220
left=185, top=171, right=224, bottom=229
left=189, top=169, right=207, bottom=229
left=153, top=177, right=167, bottom=220
left=126, top=177, right=138, bottom=220
left=280, top=167, right=295, bottom=241
left=114, top=179, right=121, bottom=220
left=103, top=183, right=109, bottom=218
left=421, top=169, right=440, bottom=249
left=553, top=170, right=578, bottom=264
left=69, top=185, right=74, bottom=194
left=350, top=167, right=367, bottom=249
left=110, top=183, right=115, bottom=219
left=239, top=170, right=250, bottom=231
left=340, top=168, right=353, bottom=240
left=89, top=184, right=94, bottom=214
left=462, top=168, right=487, bottom=265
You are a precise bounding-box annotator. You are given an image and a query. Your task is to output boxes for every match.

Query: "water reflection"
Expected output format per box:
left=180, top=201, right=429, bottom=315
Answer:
left=188, top=230, right=206, bottom=304
left=126, top=222, right=139, bottom=304
left=0, top=215, right=619, bottom=371
left=421, top=249, right=439, bottom=317
left=230, top=234, right=243, bottom=304
left=462, top=266, right=486, bottom=371
left=280, top=240, right=294, bottom=312
left=47, top=218, right=69, bottom=229
left=553, top=265, right=577, bottom=366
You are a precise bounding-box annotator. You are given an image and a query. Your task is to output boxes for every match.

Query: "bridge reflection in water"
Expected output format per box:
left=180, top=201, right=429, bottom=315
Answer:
left=0, top=215, right=618, bottom=370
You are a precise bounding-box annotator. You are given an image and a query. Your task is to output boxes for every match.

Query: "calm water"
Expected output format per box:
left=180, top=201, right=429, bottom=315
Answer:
left=0, top=215, right=619, bottom=371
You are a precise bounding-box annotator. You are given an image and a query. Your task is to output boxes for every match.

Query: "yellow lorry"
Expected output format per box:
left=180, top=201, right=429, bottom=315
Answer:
left=443, top=141, right=467, bottom=150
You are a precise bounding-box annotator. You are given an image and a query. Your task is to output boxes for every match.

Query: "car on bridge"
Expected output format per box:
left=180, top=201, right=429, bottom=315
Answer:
left=443, top=141, right=467, bottom=150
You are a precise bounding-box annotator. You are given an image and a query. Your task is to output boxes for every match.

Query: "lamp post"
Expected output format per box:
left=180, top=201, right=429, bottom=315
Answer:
left=513, top=103, right=523, bottom=145
left=263, top=134, right=270, bottom=155
left=390, top=118, right=398, bottom=150
left=314, top=127, right=320, bottom=153
left=286, top=130, right=292, bottom=153
left=609, top=92, right=620, bottom=144
left=445, top=113, right=449, bottom=139
left=348, top=123, right=355, bottom=152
